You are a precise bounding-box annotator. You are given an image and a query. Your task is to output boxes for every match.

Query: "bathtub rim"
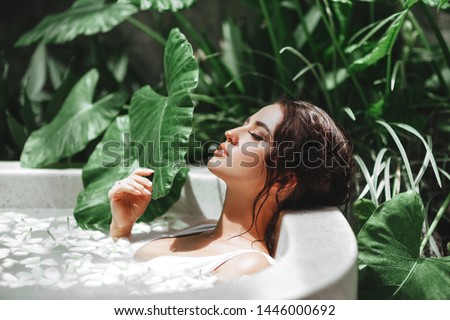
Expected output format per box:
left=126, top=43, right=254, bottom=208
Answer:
left=0, top=161, right=358, bottom=299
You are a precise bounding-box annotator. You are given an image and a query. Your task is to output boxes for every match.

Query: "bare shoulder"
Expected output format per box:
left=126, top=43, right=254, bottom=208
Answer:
left=213, top=252, right=273, bottom=279
left=134, top=237, right=174, bottom=261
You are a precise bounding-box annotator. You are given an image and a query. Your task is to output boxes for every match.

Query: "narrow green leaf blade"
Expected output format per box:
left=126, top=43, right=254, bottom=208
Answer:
left=392, top=123, right=442, bottom=187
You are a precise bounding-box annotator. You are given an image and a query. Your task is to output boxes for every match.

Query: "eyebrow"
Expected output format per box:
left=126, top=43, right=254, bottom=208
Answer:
left=245, top=117, right=270, bottom=133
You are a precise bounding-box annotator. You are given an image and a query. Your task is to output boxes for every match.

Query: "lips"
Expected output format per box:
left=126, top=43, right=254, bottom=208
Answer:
left=214, top=142, right=229, bottom=157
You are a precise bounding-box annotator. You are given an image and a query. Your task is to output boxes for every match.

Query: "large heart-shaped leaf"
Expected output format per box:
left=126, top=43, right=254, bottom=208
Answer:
left=74, top=115, right=188, bottom=231
left=15, top=0, right=138, bottom=47
left=20, top=69, right=127, bottom=168
left=129, top=28, right=198, bottom=199
left=357, top=190, right=450, bottom=299
left=119, top=0, right=196, bottom=11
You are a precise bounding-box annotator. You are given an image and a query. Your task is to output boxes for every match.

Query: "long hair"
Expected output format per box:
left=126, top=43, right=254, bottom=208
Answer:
left=248, top=97, right=355, bottom=255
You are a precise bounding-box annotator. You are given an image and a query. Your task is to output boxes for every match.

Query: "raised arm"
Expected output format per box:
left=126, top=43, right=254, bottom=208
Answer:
left=108, top=168, right=154, bottom=238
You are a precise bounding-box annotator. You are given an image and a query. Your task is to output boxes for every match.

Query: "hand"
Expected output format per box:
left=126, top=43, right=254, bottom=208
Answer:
left=108, top=167, right=154, bottom=238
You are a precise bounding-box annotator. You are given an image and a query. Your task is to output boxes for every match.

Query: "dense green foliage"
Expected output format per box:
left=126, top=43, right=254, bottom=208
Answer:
left=1, top=0, right=449, bottom=299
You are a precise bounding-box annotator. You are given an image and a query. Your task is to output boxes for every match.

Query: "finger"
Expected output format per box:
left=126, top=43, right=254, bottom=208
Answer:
left=132, top=167, right=154, bottom=178
left=131, top=175, right=153, bottom=191
left=125, top=178, right=151, bottom=196
left=110, top=182, right=142, bottom=198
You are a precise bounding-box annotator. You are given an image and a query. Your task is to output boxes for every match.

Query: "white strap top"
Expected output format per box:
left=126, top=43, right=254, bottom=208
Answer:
left=141, top=249, right=276, bottom=275
left=130, top=224, right=276, bottom=276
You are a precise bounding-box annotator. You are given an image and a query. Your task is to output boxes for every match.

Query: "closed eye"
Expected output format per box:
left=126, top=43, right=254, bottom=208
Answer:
left=249, top=131, right=264, bottom=141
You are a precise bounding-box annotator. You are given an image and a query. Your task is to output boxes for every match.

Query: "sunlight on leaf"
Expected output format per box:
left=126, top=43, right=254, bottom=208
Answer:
left=129, top=28, right=198, bottom=199
left=20, top=69, right=127, bottom=168
left=349, top=12, right=406, bottom=73
left=74, top=115, right=189, bottom=230
left=15, top=0, right=138, bottom=46
left=119, top=0, right=196, bottom=11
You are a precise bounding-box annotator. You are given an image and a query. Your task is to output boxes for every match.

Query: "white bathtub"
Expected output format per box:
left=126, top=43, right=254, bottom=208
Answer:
left=0, top=161, right=357, bottom=299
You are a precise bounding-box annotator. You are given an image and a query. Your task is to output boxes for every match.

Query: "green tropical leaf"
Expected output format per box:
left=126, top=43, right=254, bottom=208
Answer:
left=293, top=5, right=321, bottom=49
left=76, top=28, right=197, bottom=231
left=15, top=0, right=138, bottom=47
left=22, top=44, right=47, bottom=101
left=349, top=11, right=406, bottom=73
left=47, top=56, right=67, bottom=90
left=421, top=0, right=450, bottom=9
left=129, top=28, right=198, bottom=199
left=220, top=19, right=248, bottom=93
left=74, top=115, right=189, bottom=231
left=20, top=69, right=127, bottom=168
left=5, top=111, right=27, bottom=149
left=0, top=63, right=7, bottom=114
left=352, top=198, right=377, bottom=234
left=357, top=191, right=450, bottom=299
left=119, top=0, right=196, bottom=11
left=22, top=93, right=37, bottom=134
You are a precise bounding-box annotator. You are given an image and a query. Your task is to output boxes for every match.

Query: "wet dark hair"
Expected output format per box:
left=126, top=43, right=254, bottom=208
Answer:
left=250, top=96, right=355, bottom=256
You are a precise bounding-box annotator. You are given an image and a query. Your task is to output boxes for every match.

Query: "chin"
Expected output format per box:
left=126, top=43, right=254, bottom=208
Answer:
left=207, top=156, right=225, bottom=175
left=208, top=158, right=258, bottom=186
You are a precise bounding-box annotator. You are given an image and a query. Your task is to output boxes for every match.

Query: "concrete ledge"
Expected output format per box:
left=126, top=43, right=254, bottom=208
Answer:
left=0, top=162, right=83, bottom=208
left=0, top=161, right=358, bottom=299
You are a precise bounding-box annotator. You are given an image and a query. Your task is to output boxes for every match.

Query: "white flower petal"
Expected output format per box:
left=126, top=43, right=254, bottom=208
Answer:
left=0, top=224, right=11, bottom=233
left=19, top=257, right=40, bottom=265
left=11, top=249, right=29, bottom=257
left=41, top=259, right=58, bottom=267
left=69, top=246, right=97, bottom=253
left=2, top=272, right=18, bottom=282
left=0, top=248, right=10, bottom=259
left=22, top=244, right=51, bottom=254
left=2, top=258, right=17, bottom=268
left=44, top=268, right=61, bottom=281
left=83, top=279, right=102, bottom=287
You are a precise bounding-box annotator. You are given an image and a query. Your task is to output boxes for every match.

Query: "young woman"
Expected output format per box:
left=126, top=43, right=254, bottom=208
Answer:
left=108, top=96, right=354, bottom=280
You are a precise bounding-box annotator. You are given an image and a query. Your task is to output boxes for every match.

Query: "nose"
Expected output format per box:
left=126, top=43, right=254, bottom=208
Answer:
left=225, top=130, right=238, bottom=145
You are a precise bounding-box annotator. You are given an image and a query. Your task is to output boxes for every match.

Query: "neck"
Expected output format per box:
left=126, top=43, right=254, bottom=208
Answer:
left=211, top=181, right=275, bottom=246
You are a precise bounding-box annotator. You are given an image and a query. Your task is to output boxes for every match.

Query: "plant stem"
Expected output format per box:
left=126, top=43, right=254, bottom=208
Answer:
left=126, top=17, right=166, bottom=46
left=420, top=191, right=450, bottom=255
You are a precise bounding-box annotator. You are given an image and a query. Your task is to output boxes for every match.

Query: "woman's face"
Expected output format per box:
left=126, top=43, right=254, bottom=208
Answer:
left=208, top=103, right=283, bottom=186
